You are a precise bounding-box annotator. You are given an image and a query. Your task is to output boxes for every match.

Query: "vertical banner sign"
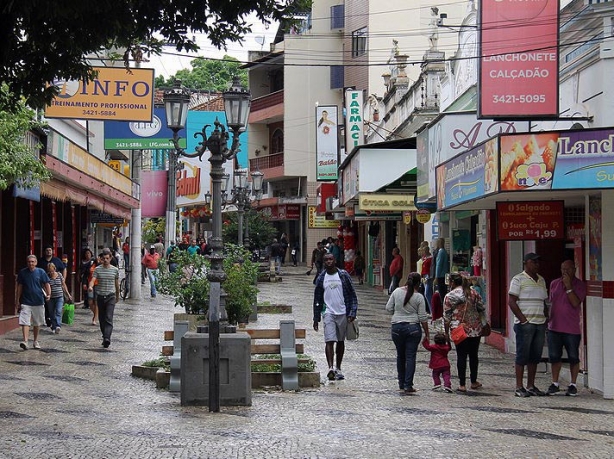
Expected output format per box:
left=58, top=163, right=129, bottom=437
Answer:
left=141, top=171, right=168, bottom=218
left=345, top=90, right=364, bottom=155
left=315, top=106, right=339, bottom=181
left=479, top=0, right=559, bottom=118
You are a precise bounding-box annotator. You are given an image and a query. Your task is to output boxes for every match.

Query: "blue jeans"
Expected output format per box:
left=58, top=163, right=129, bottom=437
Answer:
left=424, top=278, right=433, bottom=311
left=48, top=296, right=64, bottom=330
left=274, top=256, right=282, bottom=274
left=146, top=268, right=158, bottom=296
left=547, top=330, right=581, bottom=364
left=391, top=322, right=422, bottom=390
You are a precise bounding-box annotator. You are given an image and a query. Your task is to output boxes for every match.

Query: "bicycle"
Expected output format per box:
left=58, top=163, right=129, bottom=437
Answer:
left=120, top=267, right=131, bottom=300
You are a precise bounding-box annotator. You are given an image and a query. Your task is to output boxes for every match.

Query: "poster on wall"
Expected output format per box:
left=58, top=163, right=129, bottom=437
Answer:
left=499, top=128, right=614, bottom=191
left=496, top=201, right=564, bottom=240
left=479, top=0, right=559, bottom=118
left=315, top=106, right=339, bottom=181
left=588, top=196, right=602, bottom=281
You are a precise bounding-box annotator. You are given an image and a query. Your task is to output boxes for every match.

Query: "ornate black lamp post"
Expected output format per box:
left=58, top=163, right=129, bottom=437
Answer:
left=230, top=168, right=264, bottom=246
left=164, top=77, right=251, bottom=412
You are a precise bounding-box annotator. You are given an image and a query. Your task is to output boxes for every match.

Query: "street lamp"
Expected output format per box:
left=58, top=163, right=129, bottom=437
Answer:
left=229, top=168, right=264, bottom=246
left=163, top=81, right=192, bottom=250
left=164, top=76, right=251, bottom=413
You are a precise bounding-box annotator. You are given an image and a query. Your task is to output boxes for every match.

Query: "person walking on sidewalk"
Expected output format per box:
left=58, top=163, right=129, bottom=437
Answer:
left=435, top=238, right=449, bottom=297
left=422, top=332, right=453, bottom=392
left=386, top=272, right=430, bottom=394
left=388, top=247, right=404, bottom=295
left=444, top=273, right=484, bottom=393
left=46, top=263, right=72, bottom=334
left=546, top=259, right=587, bottom=396
left=508, top=252, right=548, bottom=397
left=16, top=255, right=51, bottom=350
left=313, top=253, right=358, bottom=381
left=88, top=249, right=119, bottom=349
left=142, top=246, right=160, bottom=298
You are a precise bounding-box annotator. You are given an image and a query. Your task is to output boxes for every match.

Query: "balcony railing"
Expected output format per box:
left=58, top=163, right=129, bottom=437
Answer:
left=250, top=152, right=284, bottom=171
left=250, top=90, right=284, bottom=112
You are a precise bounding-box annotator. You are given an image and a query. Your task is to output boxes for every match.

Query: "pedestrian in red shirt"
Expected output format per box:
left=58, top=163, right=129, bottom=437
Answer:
left=422, top=332, right=452, bottom=392
left=388, top=247, right=404, bottom=295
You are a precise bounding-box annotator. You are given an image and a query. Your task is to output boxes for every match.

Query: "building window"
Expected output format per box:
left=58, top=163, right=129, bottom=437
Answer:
left=271, top=129, right=284, bottom=154
left=352, top=27, right=367, bottom=58
left=331, top=5, right=345, bottom=29
left=330, top=66, right=344, bottom=89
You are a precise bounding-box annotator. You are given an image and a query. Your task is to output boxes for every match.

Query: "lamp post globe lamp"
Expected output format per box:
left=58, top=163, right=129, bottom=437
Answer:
left=163, top=78, right=251, bottom=412
left=163, top=81, right=191, bottom=252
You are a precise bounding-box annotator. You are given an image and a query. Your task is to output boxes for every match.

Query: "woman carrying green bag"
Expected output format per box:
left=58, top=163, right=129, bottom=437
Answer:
left=46, top=263, right=72, bottom=334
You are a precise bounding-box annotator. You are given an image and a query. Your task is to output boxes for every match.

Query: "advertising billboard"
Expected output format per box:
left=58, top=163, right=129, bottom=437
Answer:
left=315, top=106, right=339, bottom=181
left=499, top=129, right=614, bottom=191
left=436, top=138, right=499, bottom=209
left=140, top=171, right=168, bottom=218
left=45, top=67, right=155, bottom=122
left=345, top=90, right=364, bottom=154
left=479, top=0, right=559, bottom=118
left=497, top=201, right=564, bottom=240
left=104, top=107, right=186, bottom=150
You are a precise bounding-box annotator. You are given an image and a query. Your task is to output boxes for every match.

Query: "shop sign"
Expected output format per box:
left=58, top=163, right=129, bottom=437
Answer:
left=496, top=201, right=564, bottom=240
left=436, top=138, right=498, bottom=209
left=261, top=204, right=300, bottom=221
left=308, top=205, right=339, bottom=228
left=90, top=210, right=125, bottom=224
left=345, top=90, right=364, bottom=153
left=499, top=129, right=614, bottom=190
left=359, top=193, right=416, bottom=211
left=415, top=209, right=431, bottom=224
left=403, top=211, right=412, bottom=224
left=479, top=0, right=559, bottom=118
left=45, top=67, right=155, bottom=122
left=104, top=107, right=187, bottom=149
left=315, top=106, right=339, bottom=181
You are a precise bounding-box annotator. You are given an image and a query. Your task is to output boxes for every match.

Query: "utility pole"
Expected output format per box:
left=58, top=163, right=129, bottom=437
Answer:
left=130, top=149, right=143, bottom=299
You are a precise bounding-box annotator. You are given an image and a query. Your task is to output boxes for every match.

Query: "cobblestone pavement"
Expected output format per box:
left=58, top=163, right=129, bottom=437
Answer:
left=1, top=266, right=613, bottom=458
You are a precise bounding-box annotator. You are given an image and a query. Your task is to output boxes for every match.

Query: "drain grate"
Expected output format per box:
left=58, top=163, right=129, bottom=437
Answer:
left=485, top=428, right=583, bottom=441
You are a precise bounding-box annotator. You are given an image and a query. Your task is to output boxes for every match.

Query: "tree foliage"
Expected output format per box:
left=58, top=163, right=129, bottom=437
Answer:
left=1, top=0, right=311, bottom=108
left=142, top=218, right=166, bottom=244
left=222, top=210, right=277, bottom=250
left=155, top=56, right=248, bottom=91
left=0, top=84, right=51, bottom=190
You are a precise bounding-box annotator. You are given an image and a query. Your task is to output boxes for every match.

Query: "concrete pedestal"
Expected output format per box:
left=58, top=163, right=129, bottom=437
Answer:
left=181, top=332, right=252, bottom=406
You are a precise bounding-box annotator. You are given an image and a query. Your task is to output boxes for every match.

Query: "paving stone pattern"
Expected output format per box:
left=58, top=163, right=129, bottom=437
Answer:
left=0, top=267, right=613, bottom=458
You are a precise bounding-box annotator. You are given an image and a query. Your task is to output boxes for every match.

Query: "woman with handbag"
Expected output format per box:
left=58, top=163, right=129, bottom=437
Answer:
left=386, top=272, right=430, bottom=395
left=444, top=273, right=484, bottom=393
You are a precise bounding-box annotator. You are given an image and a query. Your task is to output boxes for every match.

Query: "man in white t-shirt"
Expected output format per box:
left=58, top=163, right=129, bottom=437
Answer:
left=313, top=253, right=358, bottom=381
left=508, top=252, right=548, bottom=398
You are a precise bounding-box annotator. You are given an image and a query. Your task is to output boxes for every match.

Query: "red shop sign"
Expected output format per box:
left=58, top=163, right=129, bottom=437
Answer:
left=497, top=201, right=564, bottom=241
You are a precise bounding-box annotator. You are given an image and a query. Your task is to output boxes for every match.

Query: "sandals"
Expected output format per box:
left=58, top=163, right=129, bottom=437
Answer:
left=471, top=382, right=483, bottom=389
left=456, top=386, right=467, bottom=393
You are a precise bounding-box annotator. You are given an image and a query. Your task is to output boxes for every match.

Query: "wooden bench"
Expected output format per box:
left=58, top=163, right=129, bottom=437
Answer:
left=245, top=320, right=307, bottom=390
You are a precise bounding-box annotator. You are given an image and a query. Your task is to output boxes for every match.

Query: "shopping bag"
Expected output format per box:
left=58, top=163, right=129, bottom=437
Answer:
left=62, top=303, right=75, bottom=325
left=346, top=320, right=359, bottom=341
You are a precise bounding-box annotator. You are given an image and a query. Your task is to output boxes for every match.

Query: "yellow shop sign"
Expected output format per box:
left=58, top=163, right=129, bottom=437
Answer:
left=359, top=194, right=417, bottom=212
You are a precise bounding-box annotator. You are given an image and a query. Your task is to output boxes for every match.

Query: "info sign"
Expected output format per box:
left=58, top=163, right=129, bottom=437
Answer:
left=496, top=201, right=564, bottom=240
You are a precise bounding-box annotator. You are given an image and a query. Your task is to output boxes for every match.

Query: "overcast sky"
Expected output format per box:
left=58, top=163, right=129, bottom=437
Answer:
left=146, top=18, right=278, bottom=79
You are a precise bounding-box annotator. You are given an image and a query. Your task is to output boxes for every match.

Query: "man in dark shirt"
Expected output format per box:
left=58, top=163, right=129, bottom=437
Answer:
left=270, top=238, right=283, bottom=275
left=38, top=245, right=66, bottom=278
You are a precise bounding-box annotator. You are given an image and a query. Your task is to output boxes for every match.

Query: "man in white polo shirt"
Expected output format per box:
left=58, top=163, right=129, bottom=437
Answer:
left=508, top=252, right=548, bottom=398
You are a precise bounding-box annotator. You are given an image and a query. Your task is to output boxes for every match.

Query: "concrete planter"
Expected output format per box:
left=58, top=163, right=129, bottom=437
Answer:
left=251, top=371, right=320, bottom=389
left=156, top=369, right=171, bottom=389
left=131, top=365, right=161, bottom=381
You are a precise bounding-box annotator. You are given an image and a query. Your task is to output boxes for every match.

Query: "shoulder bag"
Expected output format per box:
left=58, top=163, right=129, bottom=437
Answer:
left=450, top=305, right=468, bottom=345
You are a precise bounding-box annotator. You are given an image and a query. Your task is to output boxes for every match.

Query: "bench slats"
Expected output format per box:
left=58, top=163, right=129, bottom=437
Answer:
left=244, top=328, right=306, bottom=339
left=251, top=343, right=304, bottom=354
left=252, top=358, right=311, bottom=365
left=161, top=345, right=174, bottom=356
